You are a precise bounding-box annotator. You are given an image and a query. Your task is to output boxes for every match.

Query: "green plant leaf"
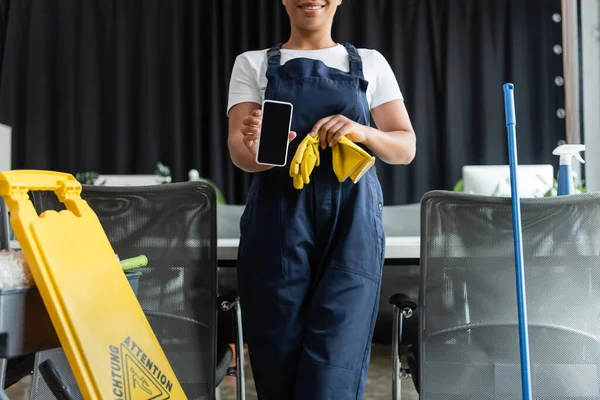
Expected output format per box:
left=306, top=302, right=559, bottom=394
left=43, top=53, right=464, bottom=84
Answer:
left=75, top=171, right=99, bottom=185
left=155, top=162, right=171, bottom=177
left=453, top=179, right=464, bottom=192
left=200, top=178, right=227, bottom=204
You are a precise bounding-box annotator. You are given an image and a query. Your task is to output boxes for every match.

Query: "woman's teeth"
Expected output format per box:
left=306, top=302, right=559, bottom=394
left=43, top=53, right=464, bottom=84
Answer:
left=300, top=5, right=325, bottom=10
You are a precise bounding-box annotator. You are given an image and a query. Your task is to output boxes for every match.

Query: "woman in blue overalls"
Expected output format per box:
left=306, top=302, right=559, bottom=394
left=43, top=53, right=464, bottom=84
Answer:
left=227, top=1, right=416, bottom=398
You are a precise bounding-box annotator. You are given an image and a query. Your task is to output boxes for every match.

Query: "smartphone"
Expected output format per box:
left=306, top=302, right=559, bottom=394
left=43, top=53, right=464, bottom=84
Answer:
left=255, top=100, right=293, bottom=167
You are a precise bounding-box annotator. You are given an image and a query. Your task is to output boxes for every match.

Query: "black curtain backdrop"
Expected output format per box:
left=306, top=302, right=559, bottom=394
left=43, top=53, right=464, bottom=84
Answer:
left=0, top=0, right=565, bottom=205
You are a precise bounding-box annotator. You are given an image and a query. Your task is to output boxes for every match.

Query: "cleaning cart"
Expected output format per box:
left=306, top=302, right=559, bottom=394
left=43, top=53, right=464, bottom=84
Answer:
left=0, top=170, right=188, bottom=399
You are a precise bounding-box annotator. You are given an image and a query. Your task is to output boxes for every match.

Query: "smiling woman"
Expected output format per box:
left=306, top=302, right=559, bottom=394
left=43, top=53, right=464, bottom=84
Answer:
left=226, top=1, right=416, bottom=399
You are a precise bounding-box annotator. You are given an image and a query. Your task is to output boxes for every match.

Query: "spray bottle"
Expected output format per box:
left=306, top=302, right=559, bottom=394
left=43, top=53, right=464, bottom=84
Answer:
left=552, top=144, right=585, bottom=196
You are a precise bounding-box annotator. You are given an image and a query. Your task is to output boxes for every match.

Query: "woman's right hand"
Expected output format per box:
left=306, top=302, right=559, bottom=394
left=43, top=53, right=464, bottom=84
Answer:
left=241, top=109, right=297, bottom=156
left=228, top=103, right=297, bottom=173
left=241, top=109, right=263, bottom=156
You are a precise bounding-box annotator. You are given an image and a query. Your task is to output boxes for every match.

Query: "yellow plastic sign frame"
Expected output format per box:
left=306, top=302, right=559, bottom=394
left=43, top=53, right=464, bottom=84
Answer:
left=0, top=170, right=187, bottom=400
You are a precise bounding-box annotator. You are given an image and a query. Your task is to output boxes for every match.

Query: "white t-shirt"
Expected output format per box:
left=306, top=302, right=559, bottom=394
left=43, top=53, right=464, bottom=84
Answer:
left=226, top=44, right=403, bottom=116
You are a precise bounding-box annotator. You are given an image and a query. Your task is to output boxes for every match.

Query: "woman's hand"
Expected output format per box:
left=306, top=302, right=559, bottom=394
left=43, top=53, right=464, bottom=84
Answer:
left=240, top=110, right=262, bottom=156
left=228, top=103, right=270, bottom=173
left=242, top=109, right=296, bottom=156
left=310, top=114, right=370, bottom=149
left=309, top=99, right=416, bottom=165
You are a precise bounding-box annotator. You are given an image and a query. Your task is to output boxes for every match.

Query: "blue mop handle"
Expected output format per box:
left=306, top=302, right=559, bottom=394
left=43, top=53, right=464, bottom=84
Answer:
left=503, top=83, right=533, bottom=400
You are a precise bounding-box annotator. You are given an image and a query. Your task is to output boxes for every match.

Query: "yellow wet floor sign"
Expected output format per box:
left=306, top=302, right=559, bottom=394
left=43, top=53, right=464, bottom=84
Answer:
left=0, top=170, right=188, bottom=400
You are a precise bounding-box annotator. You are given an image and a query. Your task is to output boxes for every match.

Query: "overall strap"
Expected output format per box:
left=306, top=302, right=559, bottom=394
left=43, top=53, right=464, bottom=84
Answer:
left=266, top=43, right=283, bottom=77
left=343, top=43, right=364, bottom=79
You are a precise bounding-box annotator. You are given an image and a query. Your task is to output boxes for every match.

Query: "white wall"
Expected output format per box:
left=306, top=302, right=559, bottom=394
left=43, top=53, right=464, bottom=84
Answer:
left=579, top=0, right=600, bottom=191
left=0, top=124, right=10, bottom=172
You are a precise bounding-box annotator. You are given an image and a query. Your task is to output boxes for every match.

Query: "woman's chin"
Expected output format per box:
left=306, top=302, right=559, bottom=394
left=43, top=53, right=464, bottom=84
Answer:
left=293, top=18, right=329, bottom=31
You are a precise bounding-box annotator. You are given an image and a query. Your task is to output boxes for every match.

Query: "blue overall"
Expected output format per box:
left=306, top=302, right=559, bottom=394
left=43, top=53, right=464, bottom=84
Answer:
left=237, top=43, right=386, bottom=399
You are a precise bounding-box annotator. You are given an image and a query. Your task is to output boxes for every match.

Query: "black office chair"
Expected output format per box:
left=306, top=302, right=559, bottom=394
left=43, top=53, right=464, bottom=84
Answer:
left=27, top=182, right=245, bottom=400
left=392, top=190, right=600, bottom=399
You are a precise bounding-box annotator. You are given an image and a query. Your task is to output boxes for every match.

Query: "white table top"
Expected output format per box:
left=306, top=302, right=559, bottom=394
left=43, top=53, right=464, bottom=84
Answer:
left=10, top=235, right=421, bottom=261
left=217, top=236, right=420, bottom=261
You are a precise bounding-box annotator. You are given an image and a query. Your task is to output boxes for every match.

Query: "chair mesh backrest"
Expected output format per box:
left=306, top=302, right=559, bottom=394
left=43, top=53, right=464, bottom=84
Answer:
left=420, top=190, right=600, bottom=399
left=29, top=182, right=217, bottom=400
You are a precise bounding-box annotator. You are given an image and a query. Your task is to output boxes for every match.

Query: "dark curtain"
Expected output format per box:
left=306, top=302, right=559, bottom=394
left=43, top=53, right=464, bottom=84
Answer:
left=0, top=0, right=564, bottom=205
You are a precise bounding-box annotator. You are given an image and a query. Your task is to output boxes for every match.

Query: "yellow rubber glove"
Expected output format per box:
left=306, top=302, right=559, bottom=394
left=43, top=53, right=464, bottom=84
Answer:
left=289, top=133, right=321, bottom=189
left=331, top=136, right=375, bottom=183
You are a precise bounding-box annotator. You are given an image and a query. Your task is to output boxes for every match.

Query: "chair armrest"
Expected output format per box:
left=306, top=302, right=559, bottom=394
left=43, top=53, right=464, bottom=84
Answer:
left=218, top=290, right=240, bottom=313
left=389, top=293, right=417, bottom=311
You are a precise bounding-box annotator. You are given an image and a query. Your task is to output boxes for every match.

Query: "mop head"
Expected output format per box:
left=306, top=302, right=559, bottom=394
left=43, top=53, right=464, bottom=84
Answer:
left=0, top=250, right=35, bottom=288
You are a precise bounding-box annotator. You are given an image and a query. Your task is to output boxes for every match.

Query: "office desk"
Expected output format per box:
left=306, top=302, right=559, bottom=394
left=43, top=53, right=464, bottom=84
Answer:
left=216, top=203, right=421, bottom=263
left=217, top=236, right=420, bottom=262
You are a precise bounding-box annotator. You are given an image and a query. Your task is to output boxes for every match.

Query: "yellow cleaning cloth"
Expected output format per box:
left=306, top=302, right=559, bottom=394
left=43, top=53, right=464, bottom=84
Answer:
left=290, top=133, right=375, bottom=189
left=332, top=136, right=376, bottom=183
